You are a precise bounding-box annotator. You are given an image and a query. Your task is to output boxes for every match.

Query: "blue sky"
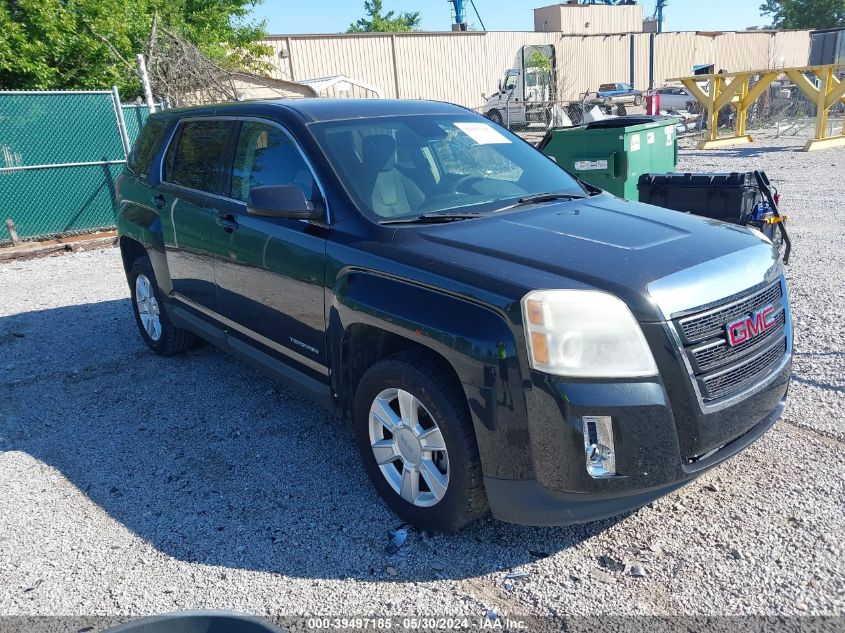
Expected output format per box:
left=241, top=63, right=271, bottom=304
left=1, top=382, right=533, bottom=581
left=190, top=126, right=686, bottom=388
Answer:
left=250, top=1, right=768, bottom=35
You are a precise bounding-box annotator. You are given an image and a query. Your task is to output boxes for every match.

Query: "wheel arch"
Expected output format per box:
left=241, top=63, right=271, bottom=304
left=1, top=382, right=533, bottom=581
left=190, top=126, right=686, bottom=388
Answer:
left=119, top=235, right=147, bottom=279
left=339, top=323, right=465, bottom=419
left=330, top=269, right=529, bottom=481
left=116, top=202, right=172, bottom=293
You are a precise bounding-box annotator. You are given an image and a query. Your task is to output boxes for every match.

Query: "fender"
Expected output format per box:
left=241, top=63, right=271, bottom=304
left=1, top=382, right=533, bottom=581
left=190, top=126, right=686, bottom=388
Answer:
left=115, top=193, right=172, bottom=295
left=330, top=269, right=534, bottom=480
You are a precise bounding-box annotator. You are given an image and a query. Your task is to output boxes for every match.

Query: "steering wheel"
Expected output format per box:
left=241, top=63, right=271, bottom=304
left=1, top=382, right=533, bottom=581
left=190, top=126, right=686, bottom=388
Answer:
left=452, top=175, right=485, bottom=194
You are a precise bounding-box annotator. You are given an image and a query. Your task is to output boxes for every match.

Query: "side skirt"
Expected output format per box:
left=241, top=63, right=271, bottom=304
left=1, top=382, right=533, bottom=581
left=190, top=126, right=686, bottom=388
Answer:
left=170, top=304, right=334, bottom=412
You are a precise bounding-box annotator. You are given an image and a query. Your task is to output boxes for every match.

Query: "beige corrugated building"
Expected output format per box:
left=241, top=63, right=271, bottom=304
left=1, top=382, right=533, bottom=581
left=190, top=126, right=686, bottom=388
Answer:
left=259, top=29, right=812, bottom=108
left=534, top=3, right=643, bottom=34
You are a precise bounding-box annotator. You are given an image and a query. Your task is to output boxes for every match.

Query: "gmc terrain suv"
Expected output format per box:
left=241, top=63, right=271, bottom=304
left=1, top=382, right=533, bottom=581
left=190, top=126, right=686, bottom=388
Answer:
left=116, top=99, right=791, bottom=531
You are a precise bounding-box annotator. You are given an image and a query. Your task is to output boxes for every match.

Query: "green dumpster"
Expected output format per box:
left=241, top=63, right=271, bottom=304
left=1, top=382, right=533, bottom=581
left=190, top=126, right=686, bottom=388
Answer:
left=537, top=116, right=679, bottom=201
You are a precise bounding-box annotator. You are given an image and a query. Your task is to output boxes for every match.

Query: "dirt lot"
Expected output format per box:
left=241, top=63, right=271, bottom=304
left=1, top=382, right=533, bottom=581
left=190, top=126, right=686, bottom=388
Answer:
left=0, top=131, right=843, bottom=629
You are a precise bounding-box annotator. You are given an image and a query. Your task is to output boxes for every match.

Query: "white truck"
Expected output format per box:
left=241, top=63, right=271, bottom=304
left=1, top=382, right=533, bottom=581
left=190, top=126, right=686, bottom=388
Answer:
left=482, top=45, right=565, bottom=129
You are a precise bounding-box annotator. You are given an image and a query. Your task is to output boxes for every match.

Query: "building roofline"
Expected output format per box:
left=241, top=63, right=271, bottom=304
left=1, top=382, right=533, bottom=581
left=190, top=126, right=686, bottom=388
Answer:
left=263, top=27, right=812, bottom=40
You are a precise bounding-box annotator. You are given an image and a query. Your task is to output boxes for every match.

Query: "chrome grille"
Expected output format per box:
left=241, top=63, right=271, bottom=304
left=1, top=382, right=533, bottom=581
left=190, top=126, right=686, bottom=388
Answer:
left=672, top=279, right=789, bottom=405
left=678, top=282, right=783, bottom=344
left=702, top=339, right=788, bottom=401
left=691, top=309, right=786, bottom=373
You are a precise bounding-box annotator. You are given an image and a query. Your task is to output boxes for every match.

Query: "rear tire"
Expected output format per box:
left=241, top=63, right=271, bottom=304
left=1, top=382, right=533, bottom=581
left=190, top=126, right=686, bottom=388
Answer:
left=353, top=350, right=487, bottom=531
left=128, top=255, right=196, bottom=355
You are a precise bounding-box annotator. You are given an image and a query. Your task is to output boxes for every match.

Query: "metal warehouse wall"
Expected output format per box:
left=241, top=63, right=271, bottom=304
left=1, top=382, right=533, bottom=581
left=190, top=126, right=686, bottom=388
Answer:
left=269, top=35, right=398, bottom=97
left=771, top=30, right=813, bottom=67
left=652, top=32, right=715, bottom=83
left=260, top=29, right=811, bottom=107
left=555, top=34, right=632, bottom=98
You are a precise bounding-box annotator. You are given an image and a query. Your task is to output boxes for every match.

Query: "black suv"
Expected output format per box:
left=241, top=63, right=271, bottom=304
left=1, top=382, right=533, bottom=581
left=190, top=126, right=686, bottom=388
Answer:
left=116, top=99, right=791, bottom=531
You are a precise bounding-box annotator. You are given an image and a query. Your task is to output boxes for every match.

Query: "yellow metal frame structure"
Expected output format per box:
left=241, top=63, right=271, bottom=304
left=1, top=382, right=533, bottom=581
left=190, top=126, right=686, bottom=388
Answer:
left=668, top=64, right=845, bottom=151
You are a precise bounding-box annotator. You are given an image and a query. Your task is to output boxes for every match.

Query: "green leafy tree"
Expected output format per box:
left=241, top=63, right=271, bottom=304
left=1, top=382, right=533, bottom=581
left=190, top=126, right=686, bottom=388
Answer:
left=0, top=0, right=269, bottom=97
left=347, top=0, right=422, bottom=33
left=759, top=0, right=845, bottom=29
left=525, top=49, right=552, bottom=72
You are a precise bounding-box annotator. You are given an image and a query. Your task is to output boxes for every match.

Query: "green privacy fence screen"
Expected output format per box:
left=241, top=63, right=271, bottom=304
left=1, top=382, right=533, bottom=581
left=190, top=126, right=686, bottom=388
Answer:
left=0, top=90, right=153, bottom=243
left=121, top=104, right=152, bottom=146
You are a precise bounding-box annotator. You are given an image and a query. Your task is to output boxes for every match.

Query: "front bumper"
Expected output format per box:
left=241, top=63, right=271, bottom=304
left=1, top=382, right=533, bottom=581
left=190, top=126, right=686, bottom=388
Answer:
left=482, top=349, right=789, bottom=526
left=485, top=395, right=784, bottom=526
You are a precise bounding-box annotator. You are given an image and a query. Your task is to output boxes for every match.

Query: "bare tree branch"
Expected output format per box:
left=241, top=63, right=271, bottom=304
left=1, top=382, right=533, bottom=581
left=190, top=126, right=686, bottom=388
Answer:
left=81, top=21, right=136, bottom=72
left=145, top=24, right=246, bottom=105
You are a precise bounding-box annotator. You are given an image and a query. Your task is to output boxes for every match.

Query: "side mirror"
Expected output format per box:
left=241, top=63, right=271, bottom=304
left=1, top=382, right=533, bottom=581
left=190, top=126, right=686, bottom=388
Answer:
left=247, top=184, right=321, bottom=220
left=481, top=92, right=487, bottom=101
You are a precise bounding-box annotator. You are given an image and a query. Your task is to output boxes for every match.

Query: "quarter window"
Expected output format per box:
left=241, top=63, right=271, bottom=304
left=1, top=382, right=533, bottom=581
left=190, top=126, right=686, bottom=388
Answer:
left=230, top=122, right=320, bottom=204
left=165, top=120, right=234, bottom=196
left=128, top=118, right=165, bottom=178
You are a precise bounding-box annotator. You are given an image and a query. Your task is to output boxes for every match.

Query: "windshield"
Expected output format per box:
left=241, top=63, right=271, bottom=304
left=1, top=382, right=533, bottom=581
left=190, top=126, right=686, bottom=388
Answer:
left=310, top=115, right=585, bottom=222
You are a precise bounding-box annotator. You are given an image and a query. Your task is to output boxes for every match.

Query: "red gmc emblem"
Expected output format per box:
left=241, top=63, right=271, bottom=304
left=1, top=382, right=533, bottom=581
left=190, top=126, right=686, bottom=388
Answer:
left=726, top=305, right=777, bottom=346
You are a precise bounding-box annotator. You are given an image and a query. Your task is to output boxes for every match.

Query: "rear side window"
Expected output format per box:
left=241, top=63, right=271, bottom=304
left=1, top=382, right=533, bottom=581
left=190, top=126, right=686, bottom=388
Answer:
left=599, top=84, right=616, bottom=92
left=164, top=120, right=234, bottom=196
left=127, top=119, right=165, bottom=178
left=230, top=121, right=320, bottom=203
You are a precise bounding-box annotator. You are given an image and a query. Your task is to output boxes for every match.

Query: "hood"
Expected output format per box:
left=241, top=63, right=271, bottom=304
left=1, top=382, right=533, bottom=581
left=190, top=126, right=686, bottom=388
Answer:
left=392, top=194, right=779, bottom=322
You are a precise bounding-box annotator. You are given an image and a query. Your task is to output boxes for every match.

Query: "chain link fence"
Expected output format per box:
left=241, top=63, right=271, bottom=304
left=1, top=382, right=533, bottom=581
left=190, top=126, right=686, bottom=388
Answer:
left=473, top=97, right=652, bottom=143
left=0, top=90, right=154, bottom=245
left=476, top=87, right=844, bottom=145
left=121, top=103, right=153, bottom=145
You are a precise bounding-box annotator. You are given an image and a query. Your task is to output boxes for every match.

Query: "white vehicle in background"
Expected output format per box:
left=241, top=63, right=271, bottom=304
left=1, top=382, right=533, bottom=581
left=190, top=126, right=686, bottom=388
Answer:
left=482, top=45, right=570, bottom=128
left=653, top=84, right=697, bottom=111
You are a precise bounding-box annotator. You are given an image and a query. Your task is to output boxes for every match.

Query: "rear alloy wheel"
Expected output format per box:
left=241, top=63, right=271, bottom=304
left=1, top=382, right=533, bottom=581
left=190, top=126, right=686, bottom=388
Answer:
left=135, top=273, right=162, bottom=342
left=354, top=350, right=487, bottom=531
left=128, top=255, right=196, bottom=355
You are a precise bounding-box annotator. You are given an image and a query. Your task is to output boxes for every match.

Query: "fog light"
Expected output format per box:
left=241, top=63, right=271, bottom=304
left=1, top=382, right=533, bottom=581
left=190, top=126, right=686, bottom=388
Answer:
left=582, top=416, right=616, bottom=478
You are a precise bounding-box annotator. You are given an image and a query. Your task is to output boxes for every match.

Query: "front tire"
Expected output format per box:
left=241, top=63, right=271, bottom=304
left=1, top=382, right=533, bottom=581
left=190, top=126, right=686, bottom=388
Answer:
left=353, top=350, right=487, bottom=531
left=128, top=255, right=196, bottom=355
left=486, top=109, right=504, bottom=127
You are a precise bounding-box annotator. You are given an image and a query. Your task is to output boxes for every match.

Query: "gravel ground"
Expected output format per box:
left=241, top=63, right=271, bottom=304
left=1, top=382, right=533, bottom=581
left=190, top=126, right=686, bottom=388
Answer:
left=0, top=130, right=843, bottom=629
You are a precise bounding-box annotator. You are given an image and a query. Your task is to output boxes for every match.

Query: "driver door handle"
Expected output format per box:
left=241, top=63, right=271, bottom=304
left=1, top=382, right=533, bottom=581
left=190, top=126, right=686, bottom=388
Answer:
left=216, top=213, right=239, bottom=232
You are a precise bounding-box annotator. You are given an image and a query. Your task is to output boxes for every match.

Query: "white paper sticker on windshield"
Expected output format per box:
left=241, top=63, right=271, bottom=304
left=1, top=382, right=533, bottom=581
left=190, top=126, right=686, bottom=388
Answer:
left=455, top=122, right=512, bottom=145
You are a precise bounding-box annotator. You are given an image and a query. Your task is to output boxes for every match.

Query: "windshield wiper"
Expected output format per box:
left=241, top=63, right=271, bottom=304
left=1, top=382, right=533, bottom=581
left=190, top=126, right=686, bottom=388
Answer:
left=379, top=211, right=485, bottom=225
left=516, top=191, right=587, bottom=205
left=489, top=191, right=587, bottom=214
left=379, top=192, right=588, bottom=224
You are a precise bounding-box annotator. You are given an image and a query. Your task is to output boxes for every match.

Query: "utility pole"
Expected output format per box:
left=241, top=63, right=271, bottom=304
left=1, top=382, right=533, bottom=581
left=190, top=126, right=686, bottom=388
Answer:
left=136, top=54, right=156, bottom=112
left=655, top=0, right=667, bottom=33
left=450, top=0, right=466, bottom=31
left=449, top=0, right=486, bottom=31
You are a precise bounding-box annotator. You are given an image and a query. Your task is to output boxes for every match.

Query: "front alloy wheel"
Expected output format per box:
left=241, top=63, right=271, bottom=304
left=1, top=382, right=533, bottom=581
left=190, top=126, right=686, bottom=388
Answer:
left=353, top=350, right=487, bottom=531
left=369, top=388, right=449, bottom=507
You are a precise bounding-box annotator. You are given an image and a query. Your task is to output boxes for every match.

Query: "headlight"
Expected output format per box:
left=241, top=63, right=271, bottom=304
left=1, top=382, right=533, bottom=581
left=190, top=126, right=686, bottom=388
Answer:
left=521, top=289, right=658, bottom=378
